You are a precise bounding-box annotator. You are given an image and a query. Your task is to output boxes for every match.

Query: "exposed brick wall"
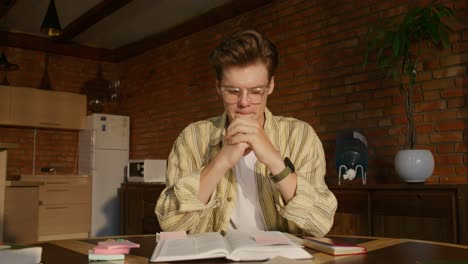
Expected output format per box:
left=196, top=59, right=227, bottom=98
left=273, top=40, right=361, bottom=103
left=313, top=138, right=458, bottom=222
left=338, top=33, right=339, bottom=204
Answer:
left=1, top=0, right=466, bottom=184
left=121, top=0, right=467, bottom=184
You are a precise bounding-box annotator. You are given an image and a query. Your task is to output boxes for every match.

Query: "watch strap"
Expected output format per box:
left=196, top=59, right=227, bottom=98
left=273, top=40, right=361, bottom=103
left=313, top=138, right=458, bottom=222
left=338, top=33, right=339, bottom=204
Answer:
left=270, top=158, right=294, bottom=183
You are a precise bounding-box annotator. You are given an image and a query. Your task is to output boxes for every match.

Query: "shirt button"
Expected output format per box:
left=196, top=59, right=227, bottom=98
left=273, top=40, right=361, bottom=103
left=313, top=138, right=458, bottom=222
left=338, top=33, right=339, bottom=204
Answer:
left=227, top=197, right=232, bottom=202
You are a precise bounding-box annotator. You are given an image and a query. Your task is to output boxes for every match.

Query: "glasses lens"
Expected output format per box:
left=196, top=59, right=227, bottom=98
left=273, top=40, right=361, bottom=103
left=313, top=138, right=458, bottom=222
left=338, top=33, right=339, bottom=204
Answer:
left=248, top=88, right=265, bottom=103
left=222, top=87, right=266, bottom=104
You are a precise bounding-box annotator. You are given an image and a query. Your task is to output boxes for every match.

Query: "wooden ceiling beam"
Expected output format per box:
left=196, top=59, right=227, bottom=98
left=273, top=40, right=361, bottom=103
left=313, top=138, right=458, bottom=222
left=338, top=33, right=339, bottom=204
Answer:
left=114, top=0, right=273, bottom=61
left=0, top=31, right=115, bottom=61
left=1, top=0, right=273, bottom=63
left=0, top=0, right=16, bottom=19
left=58, top=0, right=133, bottom=41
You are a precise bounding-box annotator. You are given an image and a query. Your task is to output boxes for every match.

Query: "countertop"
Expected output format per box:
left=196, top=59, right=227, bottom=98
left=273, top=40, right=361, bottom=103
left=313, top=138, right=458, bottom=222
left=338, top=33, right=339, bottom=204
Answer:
left=6, top=181, right=44, bottom=187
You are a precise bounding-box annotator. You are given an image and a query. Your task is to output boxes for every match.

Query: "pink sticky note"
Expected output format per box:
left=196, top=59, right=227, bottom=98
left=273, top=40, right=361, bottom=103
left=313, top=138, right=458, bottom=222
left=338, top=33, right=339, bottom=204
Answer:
left=93, top=247, right=130, bottom=254
left=159, top=231, right=187, bottom=241
left=97, top=240, right=140, bottom=249
left=254, top=233, right=290, bottom=245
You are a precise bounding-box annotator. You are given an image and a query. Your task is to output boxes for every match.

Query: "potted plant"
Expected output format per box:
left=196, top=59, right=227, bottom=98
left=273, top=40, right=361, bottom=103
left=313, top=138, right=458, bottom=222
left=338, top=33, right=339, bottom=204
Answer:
left=365, top=1, right=455, bottom=182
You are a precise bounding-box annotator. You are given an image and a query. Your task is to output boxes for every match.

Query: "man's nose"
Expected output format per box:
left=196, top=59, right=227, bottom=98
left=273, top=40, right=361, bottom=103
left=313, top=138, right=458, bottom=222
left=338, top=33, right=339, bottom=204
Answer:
left=238, top=90, right=250, bottom=106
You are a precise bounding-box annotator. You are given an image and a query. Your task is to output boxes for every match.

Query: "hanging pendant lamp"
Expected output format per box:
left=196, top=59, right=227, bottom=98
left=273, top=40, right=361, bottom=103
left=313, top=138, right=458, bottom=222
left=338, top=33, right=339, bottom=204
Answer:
left=40, top=0, right=62, bottom=37
left=0, top=51, right=19, bottom=85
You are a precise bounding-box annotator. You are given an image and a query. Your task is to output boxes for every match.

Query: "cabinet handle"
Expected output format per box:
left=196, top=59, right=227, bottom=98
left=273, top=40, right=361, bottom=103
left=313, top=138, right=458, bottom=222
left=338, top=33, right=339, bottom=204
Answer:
left=45, top=206, right=68, bottom=210
left=39, top=122, right=61, bottom=126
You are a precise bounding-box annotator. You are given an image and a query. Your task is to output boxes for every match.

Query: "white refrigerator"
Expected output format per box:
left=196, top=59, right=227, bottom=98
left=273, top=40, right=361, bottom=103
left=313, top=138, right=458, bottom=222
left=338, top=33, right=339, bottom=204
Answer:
left=78, top=114, right=130, bottom=237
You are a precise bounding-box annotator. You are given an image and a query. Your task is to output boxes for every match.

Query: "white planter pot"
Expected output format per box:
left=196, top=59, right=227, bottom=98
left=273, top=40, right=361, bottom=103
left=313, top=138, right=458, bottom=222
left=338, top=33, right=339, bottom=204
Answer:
left=394, top=149, right=435, bottom=183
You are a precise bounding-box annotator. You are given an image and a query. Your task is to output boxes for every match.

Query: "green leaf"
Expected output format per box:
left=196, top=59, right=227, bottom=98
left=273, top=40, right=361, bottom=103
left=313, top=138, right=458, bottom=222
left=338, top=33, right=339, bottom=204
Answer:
left=393, top=33, right=400, bottom=57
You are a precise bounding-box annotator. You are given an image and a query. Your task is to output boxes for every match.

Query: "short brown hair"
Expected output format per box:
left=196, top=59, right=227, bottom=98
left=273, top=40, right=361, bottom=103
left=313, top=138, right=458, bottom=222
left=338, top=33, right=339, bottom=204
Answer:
left=209, top=30, right=278, bottom=82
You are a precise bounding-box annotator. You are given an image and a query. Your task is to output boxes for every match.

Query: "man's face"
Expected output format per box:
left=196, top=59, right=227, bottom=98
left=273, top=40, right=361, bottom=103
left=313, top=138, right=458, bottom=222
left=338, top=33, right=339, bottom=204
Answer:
left=217, top=62, right=274, bottom=126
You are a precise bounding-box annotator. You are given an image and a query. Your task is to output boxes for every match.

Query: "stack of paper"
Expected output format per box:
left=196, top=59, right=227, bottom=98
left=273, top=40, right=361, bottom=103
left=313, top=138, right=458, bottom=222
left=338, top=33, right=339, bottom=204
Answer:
left=0, top=246, right=42, bottom=264
left=88, top=239, right=140, bottom=261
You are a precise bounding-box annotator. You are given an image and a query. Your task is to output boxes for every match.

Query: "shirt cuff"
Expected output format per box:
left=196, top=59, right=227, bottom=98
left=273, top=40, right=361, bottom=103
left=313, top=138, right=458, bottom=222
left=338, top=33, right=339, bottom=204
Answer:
left=276, top=173, right=320, bottom=215
left=174, top=171, right=219, bottom=212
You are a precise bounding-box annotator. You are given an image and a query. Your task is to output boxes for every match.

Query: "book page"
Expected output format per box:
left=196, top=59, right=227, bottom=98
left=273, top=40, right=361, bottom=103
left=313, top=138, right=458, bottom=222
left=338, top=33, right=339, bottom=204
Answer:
left=150, top=232, right=229, bottom=262
left=225, top=230, right=293, bottom=252
left=224, top=231, right=312, bottom=261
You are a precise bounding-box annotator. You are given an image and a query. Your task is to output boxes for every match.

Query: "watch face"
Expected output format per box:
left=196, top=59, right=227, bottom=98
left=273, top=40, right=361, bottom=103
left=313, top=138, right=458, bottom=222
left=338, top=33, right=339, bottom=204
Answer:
left=285, top=157, right=295, bottom=172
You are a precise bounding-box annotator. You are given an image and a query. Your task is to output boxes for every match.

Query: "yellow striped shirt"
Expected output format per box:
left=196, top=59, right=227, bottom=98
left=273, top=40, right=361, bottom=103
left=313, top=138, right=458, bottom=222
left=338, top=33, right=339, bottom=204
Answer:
left=155, top=108, right=337, bottom=236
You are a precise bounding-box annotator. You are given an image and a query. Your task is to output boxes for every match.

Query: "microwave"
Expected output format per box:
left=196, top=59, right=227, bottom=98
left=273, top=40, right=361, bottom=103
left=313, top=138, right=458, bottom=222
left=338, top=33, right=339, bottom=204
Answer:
left=127, top=159, right=166, bottom=183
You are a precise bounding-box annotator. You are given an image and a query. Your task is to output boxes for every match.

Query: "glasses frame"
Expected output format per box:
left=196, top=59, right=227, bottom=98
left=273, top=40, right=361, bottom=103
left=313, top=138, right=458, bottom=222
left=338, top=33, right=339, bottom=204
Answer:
left=219, top=83, right=270, bottom=104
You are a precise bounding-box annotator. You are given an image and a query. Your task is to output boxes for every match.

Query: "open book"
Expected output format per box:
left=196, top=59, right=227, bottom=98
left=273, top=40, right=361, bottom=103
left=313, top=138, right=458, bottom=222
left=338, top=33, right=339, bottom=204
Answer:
left=150, top=231, right=312, bottom=262
left=302, top=236, right=366, bottom=256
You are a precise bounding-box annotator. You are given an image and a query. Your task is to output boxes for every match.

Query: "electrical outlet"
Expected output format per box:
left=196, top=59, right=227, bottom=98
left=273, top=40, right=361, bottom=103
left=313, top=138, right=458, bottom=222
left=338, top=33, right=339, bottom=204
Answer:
left=40, top=167, right=56, bottom=173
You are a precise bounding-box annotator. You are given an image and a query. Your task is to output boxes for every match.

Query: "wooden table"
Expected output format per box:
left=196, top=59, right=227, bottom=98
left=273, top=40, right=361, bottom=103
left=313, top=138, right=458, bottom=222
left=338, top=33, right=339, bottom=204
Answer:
left=35, top=234, right=468, bottom=264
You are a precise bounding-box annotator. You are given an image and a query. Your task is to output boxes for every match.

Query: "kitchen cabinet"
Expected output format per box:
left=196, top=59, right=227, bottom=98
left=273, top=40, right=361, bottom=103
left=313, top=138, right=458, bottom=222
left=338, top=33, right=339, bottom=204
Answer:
left=0, top=85, right=87, bottom=130
left=120, top=182, right=165, bottom=235
left=0, top=87, right=11, bottom=124
left=3, top=175, right=91, bottom=244
left=329, top=184, right=468, bottom=245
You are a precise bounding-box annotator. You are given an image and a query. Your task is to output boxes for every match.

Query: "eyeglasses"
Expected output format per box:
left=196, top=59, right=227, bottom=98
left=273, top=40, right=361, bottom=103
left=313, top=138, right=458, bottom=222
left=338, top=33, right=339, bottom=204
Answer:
left=220, top=85, right=269, bottom=104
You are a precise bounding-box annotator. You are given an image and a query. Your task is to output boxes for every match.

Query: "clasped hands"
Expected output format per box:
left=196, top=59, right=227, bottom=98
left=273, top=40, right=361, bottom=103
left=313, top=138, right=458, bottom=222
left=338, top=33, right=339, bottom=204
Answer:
left=220, top=117, right=285, bottom=175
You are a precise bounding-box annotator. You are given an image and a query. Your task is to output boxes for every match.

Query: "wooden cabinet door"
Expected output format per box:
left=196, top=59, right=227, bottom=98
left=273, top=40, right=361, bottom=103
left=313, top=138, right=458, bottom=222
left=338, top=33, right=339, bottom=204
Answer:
left=329, top=189, right=371, bottom=236
left=4, top=187, right=39, bottom=244
left=120, top=183, right=166, bottom=235
left=38, top=203, right=90, bottom=240
left=372, top=190, right=456, bottom=243
left=142, top=185, right=165, bottom=234
left=9, top=86, right=86, bottom=129
left=121, top=185, right=143, bottom=235
left=0, top=86, right=11, bottom=124
left=48, top=90, right=86, bottom=129
left=10, top=87, right=46, bottom=127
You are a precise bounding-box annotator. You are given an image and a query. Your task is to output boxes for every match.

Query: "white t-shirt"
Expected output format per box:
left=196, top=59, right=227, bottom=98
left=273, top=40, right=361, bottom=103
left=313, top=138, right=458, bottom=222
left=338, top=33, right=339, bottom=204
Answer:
left=229, top=151, right=266, bottom=231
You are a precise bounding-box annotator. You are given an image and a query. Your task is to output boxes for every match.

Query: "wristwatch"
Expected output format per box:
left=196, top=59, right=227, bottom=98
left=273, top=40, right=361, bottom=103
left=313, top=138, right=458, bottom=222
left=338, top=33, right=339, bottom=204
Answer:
left=270, top=157, right=295, bottom=183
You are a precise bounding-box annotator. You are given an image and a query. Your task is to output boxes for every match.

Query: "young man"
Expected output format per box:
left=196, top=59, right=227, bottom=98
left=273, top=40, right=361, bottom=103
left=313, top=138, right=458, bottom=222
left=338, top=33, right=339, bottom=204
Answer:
left=155, top=30, right=337, bottom=236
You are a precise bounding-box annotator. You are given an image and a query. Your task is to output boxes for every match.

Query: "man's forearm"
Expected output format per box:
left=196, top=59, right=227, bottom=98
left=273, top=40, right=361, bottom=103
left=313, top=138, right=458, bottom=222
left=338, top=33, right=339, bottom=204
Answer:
left=265, top=154, right=297, bottom=203
left=275, top=172, right=297, bottom=203
left=198, top=155, right=230, bottom=204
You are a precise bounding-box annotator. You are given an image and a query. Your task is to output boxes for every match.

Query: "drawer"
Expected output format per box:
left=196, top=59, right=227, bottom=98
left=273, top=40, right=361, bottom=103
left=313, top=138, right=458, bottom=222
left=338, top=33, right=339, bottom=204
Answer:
left=21, top=175, right=90, bottom=186
left=372, top=191, right=455, bottom=217
left=38, top=203, right=90, bottom=236
left=333, top=190, right=369, bottom=214
left=39, top=185, right=90, bottom=205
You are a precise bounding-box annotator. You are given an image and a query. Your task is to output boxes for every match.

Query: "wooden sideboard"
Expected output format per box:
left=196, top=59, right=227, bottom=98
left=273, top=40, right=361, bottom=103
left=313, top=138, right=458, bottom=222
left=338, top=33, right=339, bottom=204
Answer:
left=119, top=182, right=165, bottom=235
left=4, top=175, right=91, bottom=244
left=119, top=182, right=468, bottom=245
left=328, top=184, right=468, bottom=245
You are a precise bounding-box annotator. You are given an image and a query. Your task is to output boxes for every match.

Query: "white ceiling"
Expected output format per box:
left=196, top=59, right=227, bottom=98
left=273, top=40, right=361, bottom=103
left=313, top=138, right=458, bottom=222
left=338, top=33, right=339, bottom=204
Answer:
left=0, top=0, right=231, bottom=49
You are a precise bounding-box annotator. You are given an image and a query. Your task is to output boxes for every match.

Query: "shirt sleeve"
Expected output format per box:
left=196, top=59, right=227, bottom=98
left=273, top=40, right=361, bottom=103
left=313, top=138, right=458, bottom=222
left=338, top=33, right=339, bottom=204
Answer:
left=155, top=125, right=220, bottom=233
left=276, top=122, right=338, bottom=237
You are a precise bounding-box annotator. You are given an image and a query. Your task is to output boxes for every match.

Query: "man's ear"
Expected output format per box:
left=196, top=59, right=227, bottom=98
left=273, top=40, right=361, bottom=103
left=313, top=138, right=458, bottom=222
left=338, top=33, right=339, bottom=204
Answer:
left=216, top=80, right=222, bottom=95
left=268, top=76, right=275, bottom=95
